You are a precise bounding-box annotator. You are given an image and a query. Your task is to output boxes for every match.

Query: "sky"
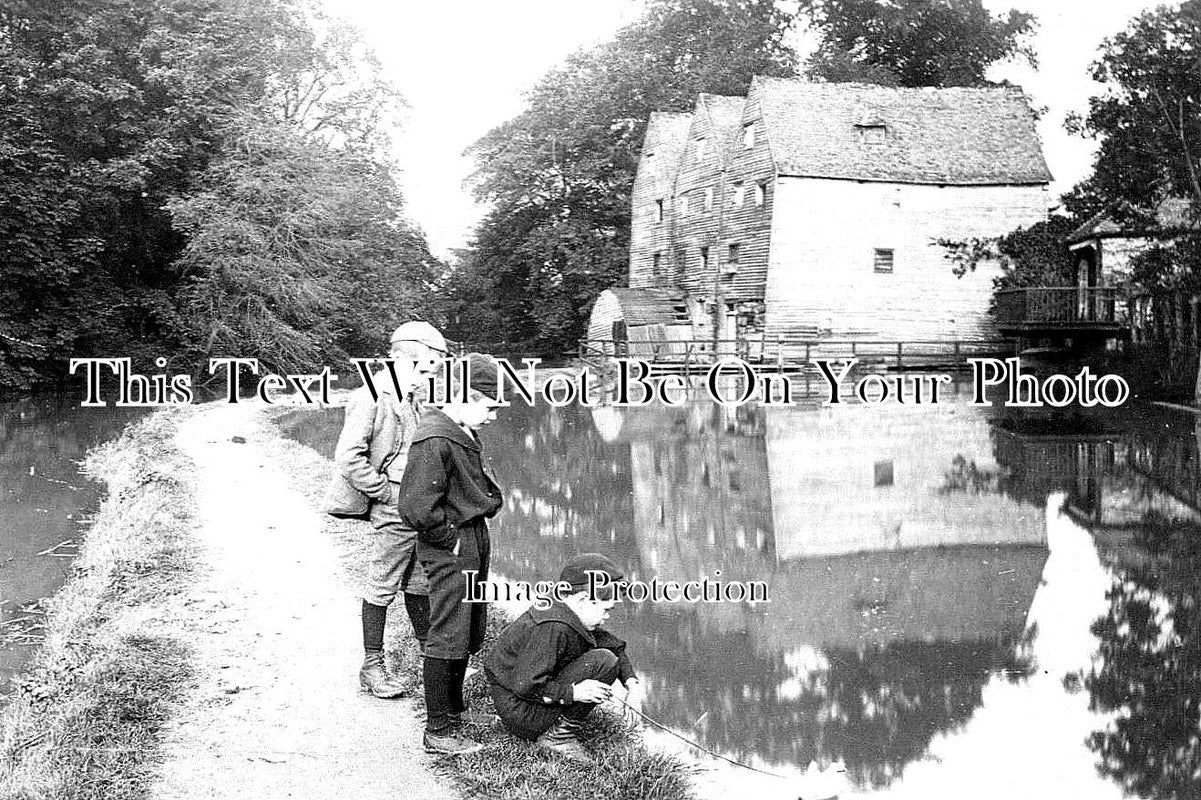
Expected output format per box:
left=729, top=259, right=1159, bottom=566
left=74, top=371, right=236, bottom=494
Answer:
left=327, top=0, right=1172, bottom=260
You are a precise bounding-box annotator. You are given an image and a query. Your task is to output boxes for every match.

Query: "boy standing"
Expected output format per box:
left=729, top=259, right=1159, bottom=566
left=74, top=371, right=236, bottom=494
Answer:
left=323, top=321, right=447, bottom=699
left=397, top=359, right=504, bottom=756
left=485, top=553, right=643, bottom=763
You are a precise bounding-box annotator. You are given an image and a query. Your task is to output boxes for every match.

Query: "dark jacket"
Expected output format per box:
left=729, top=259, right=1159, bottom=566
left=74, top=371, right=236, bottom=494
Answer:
left=485, top=602, right=636, bottom=705
left=396, top=406, right=503, bottom=548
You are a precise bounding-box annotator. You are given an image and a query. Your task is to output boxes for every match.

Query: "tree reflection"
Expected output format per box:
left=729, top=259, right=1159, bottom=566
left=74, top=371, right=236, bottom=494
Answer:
left=1087, top=514, right=1201, bottom=799
left=635, top=615, right=1030, bottom=788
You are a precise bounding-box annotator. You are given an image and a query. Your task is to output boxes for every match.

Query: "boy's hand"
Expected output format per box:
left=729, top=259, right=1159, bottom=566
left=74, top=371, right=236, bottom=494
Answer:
left=572, top=679, right=612, bottom=704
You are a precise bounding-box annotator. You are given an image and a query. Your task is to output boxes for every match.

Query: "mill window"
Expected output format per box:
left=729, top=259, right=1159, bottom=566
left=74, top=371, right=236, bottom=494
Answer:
left=874, top=248, right=894, bottom=274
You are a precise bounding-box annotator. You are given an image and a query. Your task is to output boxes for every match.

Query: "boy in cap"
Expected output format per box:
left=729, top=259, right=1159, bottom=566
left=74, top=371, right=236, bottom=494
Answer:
left=323, top=320, right=447, bottom=698
left=397, top=354, right=505, bottom=755
left=484, top=553, right=643, bottom=762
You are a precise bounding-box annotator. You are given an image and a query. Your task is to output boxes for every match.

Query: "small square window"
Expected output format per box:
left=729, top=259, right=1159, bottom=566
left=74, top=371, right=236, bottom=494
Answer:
left=696, top=138, right=707, bottom=160
left=679, top=195, right=689, bottom=216
left=655, top=199, right=664, bottom=223
left=653, top=252, right=662, bottom=280
left=732, top=182, right=744, bottom=207
left=700, top=246, right=710, bottom=271
left=742, top=123, right=755, bottom=149
left=874, top=248, right=894, bottom=273
left=703, top=187, right=713, bottom=211
left=725, top=244, right=740, bottom=274
left=754, top=182, right=766, bottom=206
left=874, top=460, right=894, bottom=487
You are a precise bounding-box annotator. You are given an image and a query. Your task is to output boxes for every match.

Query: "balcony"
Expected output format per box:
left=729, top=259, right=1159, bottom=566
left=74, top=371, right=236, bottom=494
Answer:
left=994, top=286, right=1126, bottom=339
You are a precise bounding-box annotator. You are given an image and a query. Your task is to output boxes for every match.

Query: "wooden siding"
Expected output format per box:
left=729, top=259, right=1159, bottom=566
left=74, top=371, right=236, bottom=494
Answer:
left=763, top=178, right=1050, bottom=341
left=719, top=91, right=776, bottom=303
left=673, top=108, right=728, bottom=298
left=629, top=114, right=690, bottom=289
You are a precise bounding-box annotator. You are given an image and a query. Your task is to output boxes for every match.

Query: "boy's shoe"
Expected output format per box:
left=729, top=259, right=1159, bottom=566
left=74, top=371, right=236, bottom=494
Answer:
left=423, top=731, right=484, bottom=756
left=535, top=717, right=590, bottom=764
left=450, top=708, right=500, bottom=727
left=359, top=652, right=407, bottom=698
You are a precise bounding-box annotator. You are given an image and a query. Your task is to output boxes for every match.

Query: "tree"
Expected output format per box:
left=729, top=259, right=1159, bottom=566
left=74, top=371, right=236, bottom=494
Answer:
left=801, top=0, right=1037, bottom=87
left=1070, top=2, right=1201, bottom=216
left=938, top=216, right=1079, bottom=289
left=450, top=0, right=798, bottom=355
left=0, top=0, right=438, bottom=392
left=1065, top=2, right=1201, bottom=399
left=166, top=114, right=440, bottom=375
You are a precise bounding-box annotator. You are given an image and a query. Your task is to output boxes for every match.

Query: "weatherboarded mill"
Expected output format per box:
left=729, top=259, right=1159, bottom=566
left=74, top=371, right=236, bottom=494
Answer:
left=588, top=76, right=1053, bottom=354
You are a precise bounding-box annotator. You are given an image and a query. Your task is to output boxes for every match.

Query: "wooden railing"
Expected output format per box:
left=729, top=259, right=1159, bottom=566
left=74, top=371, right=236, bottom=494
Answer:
left=578, top=337, right=1017, bottom=372
left=994, top=287, right=1119, bottom=326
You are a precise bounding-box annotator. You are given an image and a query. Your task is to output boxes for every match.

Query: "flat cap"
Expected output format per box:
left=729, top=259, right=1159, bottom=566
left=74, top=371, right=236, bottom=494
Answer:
left=559, top=553, right=625, bottom=591
left=390, top=321, right=447, bottom=353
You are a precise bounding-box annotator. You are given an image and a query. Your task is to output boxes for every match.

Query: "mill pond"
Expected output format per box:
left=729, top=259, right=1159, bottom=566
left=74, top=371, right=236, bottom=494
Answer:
left=5, top=383, right=1201, bottom=797
left=275, top=381, right=1199, bottom=798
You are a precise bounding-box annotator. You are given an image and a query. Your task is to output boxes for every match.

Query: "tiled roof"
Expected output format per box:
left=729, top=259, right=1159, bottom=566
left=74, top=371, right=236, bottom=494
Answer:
left=1067, top=197, right=1198, bottom=243
left=608, top=288, right=686, bottom=326
left=752, top=76, right=1052, bottom=185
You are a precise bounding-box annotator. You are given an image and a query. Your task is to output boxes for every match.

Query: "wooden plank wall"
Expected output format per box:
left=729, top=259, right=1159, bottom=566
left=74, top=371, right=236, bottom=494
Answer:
left=629, top=115, right=689, bottom=290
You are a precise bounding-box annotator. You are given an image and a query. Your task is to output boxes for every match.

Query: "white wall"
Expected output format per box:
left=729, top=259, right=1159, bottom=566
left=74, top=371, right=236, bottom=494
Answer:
left=764, top=178, right=1050, bottom=341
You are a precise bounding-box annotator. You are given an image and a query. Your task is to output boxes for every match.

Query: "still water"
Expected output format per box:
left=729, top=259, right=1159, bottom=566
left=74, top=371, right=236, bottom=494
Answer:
left=281, top=383, right=1201, bottom=799
left=0, top=395, right=142, bottom=695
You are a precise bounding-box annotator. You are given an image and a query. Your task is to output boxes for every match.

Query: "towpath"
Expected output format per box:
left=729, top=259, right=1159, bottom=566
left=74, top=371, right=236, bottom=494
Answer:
left=152, top=401, right=454, bottom=800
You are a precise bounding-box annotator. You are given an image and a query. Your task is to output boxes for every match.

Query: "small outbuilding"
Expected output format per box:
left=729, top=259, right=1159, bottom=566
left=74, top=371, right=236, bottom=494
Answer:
left=586, top=287, right=688, bottom=357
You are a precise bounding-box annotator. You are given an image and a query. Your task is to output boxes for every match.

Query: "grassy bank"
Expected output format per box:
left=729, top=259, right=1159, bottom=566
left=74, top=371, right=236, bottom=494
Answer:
left=0, top=411, right=199, bottom=800
left=267, top=407, right=698, bottom=800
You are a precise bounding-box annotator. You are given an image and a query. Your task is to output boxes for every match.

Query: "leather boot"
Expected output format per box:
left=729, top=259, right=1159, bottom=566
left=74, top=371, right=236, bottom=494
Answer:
left=535, top=716, right=590, bottom=763
left=359, top=651, right=407, bottom=698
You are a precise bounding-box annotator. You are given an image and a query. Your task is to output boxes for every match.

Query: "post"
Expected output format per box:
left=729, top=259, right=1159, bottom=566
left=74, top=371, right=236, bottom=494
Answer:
left=896, top=342, right=903, bottom=369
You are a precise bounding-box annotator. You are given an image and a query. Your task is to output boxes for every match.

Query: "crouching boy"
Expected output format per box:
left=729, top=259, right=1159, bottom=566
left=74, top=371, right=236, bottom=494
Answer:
left=485, top=553, right=643, bottom=762
left=398, top=362, right=504, bottom=756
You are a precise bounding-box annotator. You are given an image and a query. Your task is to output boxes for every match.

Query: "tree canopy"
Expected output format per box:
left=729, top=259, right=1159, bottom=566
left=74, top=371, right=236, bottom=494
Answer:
left=0, top=0, right=438, bottom=394
left=447, top=0, right=798, bottom=356
left=1067, top=0, right=1201, bottom=222
left=801, top=0, right=1038, bottom=87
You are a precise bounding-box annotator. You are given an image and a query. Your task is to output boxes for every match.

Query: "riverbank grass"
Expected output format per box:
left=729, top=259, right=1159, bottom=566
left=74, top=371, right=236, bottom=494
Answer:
left=0, top=411, right=198, bottom=800
left=267, top=407, right=699, bottom=800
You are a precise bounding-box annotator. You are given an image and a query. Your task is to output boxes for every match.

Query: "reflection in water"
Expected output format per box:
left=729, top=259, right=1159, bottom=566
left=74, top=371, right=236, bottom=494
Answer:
left=276, top=389, right=1201, bottom=796
left=1086, top=514, right=1201, bottom=800
left=0, top=395, right=142, bottom=694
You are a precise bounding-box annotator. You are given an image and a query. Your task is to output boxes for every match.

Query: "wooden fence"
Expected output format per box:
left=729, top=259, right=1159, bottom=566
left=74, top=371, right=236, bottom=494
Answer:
left=578, top=337, right=1019, bottom=374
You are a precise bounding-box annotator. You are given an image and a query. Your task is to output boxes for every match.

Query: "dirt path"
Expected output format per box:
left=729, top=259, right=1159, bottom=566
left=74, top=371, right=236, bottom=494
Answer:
left=153, top=402, right=455, bottom=800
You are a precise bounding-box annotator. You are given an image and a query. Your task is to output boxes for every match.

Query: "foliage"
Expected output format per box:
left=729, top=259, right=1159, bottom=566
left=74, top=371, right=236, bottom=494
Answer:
left=1086, top=514, right=1201, bottom=799
left=1068, top=1, right=1201, bottom=219
left=0, top=0, right=437, bottom=394
left=800, top=0, right=1037, bottom=87
left=936, top=216, right=1078, bottom=290
left=166, top=114, right=440, bottom=375
left=449, top=0, right=798, bottom=356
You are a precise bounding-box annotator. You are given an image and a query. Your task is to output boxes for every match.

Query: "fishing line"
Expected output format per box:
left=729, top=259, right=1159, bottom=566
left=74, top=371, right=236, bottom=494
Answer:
left=612, top=695, right=793, bottom=781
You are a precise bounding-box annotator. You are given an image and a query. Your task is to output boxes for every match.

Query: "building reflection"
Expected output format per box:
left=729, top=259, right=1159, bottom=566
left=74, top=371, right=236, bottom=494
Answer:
left=275, top=391, right=1201, bottom=795
left=478, top=393, right=1049, bottom=789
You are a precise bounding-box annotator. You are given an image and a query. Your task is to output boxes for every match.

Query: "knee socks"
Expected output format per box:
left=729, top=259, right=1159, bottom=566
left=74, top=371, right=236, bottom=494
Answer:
left=361, top=600, right=387, bottom=652
left=403, top=592, right=431, bottom=644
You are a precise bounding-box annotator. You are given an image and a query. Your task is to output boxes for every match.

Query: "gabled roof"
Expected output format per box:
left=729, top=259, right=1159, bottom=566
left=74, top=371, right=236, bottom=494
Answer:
left=697, top=94, right=745, bottom=165
left=640, top=112, right=692, bottom=174
left=752, top=76, right=1052, bottom=186
left=1067, top=197, right=1198, bottom=244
